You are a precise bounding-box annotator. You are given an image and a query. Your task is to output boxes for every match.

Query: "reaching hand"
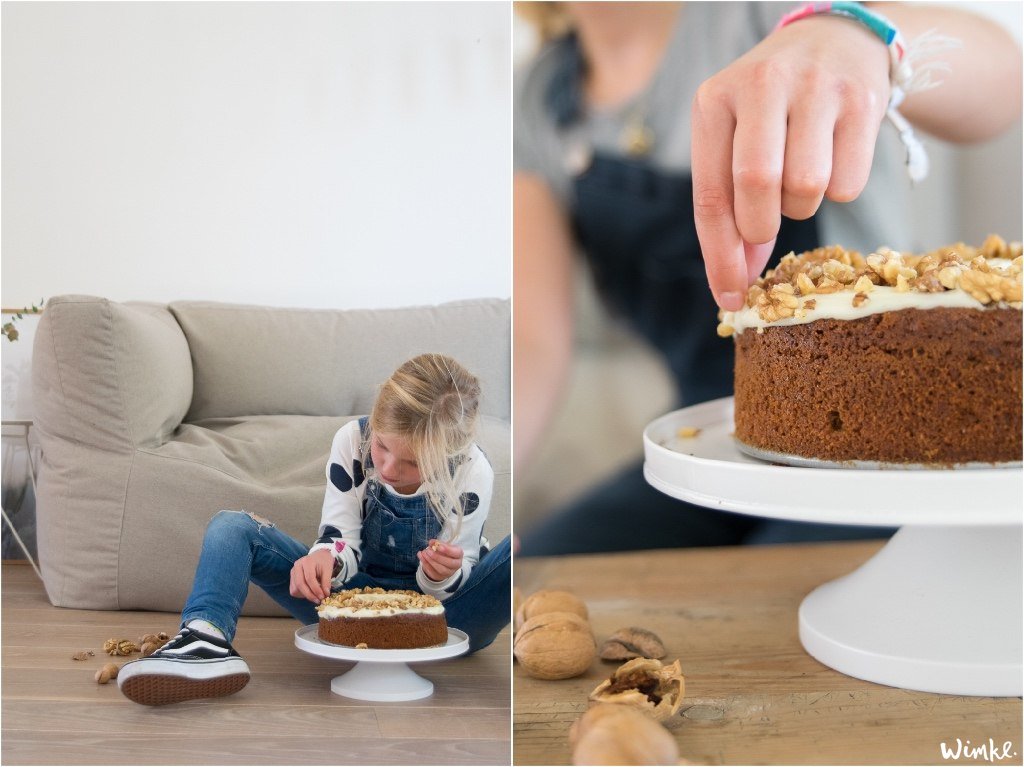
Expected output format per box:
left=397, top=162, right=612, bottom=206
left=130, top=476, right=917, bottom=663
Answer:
left=289, top=548, right=336, bottom=603
left=417, top=539, right=464, bottom=582
left=691, top=15, right=891, bottom=310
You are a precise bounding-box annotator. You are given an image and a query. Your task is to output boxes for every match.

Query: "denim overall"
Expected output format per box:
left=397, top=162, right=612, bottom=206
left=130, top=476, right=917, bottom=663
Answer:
left=358, top=479, right=441, bottom=588
left=519, top=35, right=894, bottom=553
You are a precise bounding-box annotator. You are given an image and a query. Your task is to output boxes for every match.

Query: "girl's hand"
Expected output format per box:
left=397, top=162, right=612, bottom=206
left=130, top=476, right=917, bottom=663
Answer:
left=417, top=539, right=464, bottom=582
left=692, top=15, right=890, bottom=310
left=289, top=548, right=336, bottom=603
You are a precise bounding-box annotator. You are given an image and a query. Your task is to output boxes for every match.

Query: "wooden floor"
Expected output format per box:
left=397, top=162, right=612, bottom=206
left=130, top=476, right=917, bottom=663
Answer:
left=1, top=562, right=511, bottom=765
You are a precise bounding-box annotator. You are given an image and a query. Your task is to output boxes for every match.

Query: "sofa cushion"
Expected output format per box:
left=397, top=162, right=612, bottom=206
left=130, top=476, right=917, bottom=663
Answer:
left=33, top=295, right=193, bottom=452
left=32, top=296, right=193, bottom=609
left=170, top=299, right=510, bottom=422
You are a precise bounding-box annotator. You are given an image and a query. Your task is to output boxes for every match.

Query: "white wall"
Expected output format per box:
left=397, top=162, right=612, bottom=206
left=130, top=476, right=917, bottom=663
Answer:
left=2, top=1, right=510, bottom=310
left=1, top=1, right=511, bottom=421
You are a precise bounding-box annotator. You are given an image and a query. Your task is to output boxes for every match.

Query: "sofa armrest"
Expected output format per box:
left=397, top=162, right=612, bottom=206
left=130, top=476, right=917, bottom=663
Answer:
left=33, top=295, right=193, bottom=451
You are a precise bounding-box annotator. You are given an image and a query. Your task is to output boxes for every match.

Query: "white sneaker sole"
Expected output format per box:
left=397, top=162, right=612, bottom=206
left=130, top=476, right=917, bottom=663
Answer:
left=118, top=657, right=250, bottom=706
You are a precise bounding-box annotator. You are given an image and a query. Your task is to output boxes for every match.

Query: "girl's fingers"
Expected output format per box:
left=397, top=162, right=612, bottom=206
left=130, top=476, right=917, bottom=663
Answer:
left=419, top=547, right=460, bottom=581
left=424, top=545, right=462, bottom=571
left=731, top=83, right=786, bottom=246
left=692, top=82, right=746, bottom=311
left=302, top=564, right=324, bottom=602
left=744, top=239, right=777, bottom=287
left=292, top=570, right=313, bottom=602
left=430, top=541, right=463, bottom=559
left=828, top=87, right=885, bottom=202
left=781, top=96, right=836, bottom=220
left=419, top=553, right=442, bottom=581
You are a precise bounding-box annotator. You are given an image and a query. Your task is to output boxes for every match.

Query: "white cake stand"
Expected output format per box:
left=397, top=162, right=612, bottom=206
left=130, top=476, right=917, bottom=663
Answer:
left=642, top=397, right=1023, bottom=697
left=294, top=625, right=469, bottom=701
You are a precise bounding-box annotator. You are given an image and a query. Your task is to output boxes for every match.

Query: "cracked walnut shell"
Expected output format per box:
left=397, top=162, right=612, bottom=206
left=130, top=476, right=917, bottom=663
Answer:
left=103, top=639, right=139, bottom=657
left=513, top=611, right=596, bottom=680
left=589, top=658, right=686, bottom=722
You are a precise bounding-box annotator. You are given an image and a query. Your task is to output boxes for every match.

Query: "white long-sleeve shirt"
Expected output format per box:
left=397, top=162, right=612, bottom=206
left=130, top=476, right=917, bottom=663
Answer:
left=308, top=419, right=493, bottom=601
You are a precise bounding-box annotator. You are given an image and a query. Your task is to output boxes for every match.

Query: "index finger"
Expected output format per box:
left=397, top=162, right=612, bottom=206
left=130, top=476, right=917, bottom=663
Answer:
left=431, top=540, right=462, bottom=558
left=691, top=86, right=746, bottom=311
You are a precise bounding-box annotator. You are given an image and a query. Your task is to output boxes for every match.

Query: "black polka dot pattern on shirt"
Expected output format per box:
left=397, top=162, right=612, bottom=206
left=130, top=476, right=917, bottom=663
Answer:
left=459, top=492, right=480, bottom=516
left=329, top=463, right=353, bottom=492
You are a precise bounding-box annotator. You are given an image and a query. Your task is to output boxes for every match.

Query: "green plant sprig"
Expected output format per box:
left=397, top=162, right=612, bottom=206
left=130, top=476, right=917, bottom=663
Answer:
left=3, top=300, right=45, bottom=342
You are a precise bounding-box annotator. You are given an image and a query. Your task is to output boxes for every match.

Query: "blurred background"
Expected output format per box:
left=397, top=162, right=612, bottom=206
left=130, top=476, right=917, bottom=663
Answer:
left=513, top=1, right=1023, bottom=537
left=1, top=1, right=511, bottom=558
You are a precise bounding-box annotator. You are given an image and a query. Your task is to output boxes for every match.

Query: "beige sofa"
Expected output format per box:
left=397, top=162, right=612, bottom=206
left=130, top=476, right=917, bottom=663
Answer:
left=31, top=295, right=510, bottom=616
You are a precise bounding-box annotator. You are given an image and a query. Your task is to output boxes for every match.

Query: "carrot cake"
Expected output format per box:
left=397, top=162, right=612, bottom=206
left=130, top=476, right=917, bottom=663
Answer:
left=317, top=587, right=448, bottom=649
left=717, top=236, right=1023, bottom=465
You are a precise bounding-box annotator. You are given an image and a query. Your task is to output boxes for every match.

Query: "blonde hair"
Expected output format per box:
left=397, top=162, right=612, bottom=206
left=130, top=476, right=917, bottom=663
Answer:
left=514, top=2, right=574, bottom=46
left=364, top=354, right=481, bottom=540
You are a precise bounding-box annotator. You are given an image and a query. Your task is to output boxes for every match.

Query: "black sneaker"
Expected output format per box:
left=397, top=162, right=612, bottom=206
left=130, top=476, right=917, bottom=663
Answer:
left=117, top=627, right=251, bottom=705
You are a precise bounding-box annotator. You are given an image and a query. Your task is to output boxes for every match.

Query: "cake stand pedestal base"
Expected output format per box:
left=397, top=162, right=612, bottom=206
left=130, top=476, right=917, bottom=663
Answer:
left=331, top=661, right=433, bottom=701
left=294, top=625, right=469, bottom=702
left=643, top=398, right=1023, bottom=698
left=800, top=525, right=1022, bottom=696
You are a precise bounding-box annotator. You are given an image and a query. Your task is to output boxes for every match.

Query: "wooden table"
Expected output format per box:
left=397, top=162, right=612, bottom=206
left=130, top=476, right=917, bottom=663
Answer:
left=513, top=541, right=1022, bottom=766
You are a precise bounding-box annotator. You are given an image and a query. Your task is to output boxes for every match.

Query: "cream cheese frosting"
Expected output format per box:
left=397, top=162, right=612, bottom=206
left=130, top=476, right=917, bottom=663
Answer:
left=721, top=284, right=1014, bottom=334
left=717, top=239, right=1022, bottom=336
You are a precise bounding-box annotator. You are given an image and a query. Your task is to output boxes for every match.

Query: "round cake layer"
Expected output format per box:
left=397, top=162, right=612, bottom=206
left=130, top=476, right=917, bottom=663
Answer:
left=734, top=307, right=1022, bottom=465
left=318, top=613, right=448, bottom=649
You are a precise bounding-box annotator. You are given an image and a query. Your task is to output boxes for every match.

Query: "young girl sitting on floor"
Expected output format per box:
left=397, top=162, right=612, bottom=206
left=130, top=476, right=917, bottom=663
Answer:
left=118, top=353, right=511, bottom=706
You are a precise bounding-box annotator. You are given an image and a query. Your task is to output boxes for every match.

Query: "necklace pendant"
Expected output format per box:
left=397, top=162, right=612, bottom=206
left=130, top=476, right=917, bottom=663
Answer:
left=622, top=122, right=654, bottom=157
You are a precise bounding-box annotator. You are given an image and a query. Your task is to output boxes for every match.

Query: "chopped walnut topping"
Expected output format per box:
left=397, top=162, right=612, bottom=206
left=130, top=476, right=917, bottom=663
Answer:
left=732, top=237, right=1022, bottom=318
left=937, top=265, right=961, bottom=289
left=912, top=271, right=945, bottom=293
left=716, top=322, right=735, bottom=338
left=823, top=259, right=856, bottom=284
left=319, top=586, right=441, bottom=612
left=754, top=283, right=800, bottom=322
left=980, top=233, right=1011, bottom=259
left=813, top=276, right=845, bottom=294
left=959, top=270, right=1024, bottom=304
left=853, top=275, right=874, bottom=294
left=796, top=272, right=816, bottom=295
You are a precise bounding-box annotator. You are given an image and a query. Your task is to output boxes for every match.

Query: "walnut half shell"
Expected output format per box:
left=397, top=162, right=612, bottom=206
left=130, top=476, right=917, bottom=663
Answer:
left=600, top=627, right=666, bottom=661
left=589, top=658, right=685, bottom=722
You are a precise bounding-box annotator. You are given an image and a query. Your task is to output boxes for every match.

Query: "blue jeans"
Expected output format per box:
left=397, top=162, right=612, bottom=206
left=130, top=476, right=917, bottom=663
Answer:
left=181, top=510, right=511, bottom=653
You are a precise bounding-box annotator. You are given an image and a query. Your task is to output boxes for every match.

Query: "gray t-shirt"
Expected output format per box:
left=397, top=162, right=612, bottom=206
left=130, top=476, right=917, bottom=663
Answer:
left=514, top=1, right=914, bottom=254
